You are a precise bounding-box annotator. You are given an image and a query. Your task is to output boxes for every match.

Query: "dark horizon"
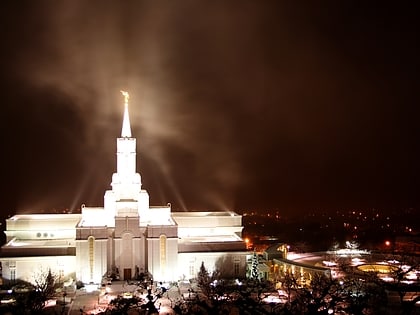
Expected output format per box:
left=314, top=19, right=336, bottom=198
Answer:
left=1, top=2, right=419, bottom=219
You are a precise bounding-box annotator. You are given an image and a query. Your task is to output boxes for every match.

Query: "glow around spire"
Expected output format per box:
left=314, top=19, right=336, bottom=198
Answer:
left=120, top=90, right=132, bottom=138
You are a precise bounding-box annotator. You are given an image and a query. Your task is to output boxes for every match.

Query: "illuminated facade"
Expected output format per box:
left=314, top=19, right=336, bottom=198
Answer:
left=0, top=92, right=247, bottom=284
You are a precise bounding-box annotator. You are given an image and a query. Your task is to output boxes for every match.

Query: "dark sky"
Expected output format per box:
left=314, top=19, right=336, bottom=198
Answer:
left=0, top=1, right=419, bottom=217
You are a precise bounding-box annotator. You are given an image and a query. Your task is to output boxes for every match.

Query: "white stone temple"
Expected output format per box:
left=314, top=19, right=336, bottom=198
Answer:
left=0, top=92, right=247, bottom=284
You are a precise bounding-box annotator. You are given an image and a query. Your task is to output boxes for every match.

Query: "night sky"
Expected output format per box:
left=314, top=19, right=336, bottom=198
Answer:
left=0, top=1, right=419, bottom=218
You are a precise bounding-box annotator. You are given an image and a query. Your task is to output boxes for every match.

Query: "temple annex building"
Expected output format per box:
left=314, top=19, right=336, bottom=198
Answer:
left=0, top=92, right=247, bottom=285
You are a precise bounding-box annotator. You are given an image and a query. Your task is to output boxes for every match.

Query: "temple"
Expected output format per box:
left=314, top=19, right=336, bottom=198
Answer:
left=0, top=92, right=247, bottom=284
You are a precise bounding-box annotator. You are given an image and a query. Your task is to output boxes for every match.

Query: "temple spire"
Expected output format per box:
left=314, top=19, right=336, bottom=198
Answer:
left=120, top=90, right=132, bottom=138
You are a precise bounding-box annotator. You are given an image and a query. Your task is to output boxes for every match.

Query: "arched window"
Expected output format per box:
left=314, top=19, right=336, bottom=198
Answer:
left=88, top=236, right=95, bottom=281
left=159, top=235, right=167, bottom=277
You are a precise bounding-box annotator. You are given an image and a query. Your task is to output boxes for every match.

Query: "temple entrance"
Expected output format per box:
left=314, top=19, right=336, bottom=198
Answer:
left=121, top=232, right=134, bottom=281
left=124, top=268, right=131, bottom=280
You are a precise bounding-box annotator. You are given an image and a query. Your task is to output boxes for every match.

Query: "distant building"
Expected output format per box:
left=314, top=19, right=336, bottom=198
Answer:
left=263, top=243, right=288, bottom=261
left=0, top=93, right=247, bottom=284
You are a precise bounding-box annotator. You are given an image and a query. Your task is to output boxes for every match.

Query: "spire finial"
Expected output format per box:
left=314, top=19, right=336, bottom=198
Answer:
left=121, top=90, right=129, bottom=105
left=120, top=90, right=132, bottom=138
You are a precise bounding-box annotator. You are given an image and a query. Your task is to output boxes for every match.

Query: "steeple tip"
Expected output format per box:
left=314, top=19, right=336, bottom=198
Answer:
left=120, top=90, right=132, bottom=138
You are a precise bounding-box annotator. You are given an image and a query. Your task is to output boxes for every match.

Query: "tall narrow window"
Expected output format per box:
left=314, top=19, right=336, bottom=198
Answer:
left=234, top=263, right=240, bottom=276
left=88, top=236, right=95, bottom=282
left=189, top=264, right=195, bottom=277
left=10, top=269, right=15, bottom=282
left=159, top=235, right=167, bottom=277
left=233, top=257, right=241, bottom=277
left=9, top=261, right=16, bottom=282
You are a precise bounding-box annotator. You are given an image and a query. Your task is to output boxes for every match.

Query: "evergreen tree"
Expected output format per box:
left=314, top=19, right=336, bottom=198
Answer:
left=197, top=261, right=211, bottom=296
left=251, top=250, right=259, bottom=280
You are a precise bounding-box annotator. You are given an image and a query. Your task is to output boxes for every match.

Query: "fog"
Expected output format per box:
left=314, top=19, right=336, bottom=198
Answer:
left=1, top=1, right=418, bottom=215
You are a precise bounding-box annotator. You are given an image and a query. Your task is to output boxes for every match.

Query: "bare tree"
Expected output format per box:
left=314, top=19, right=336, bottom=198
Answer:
left=384, top=253, right=420, bottom=314
left=281, top=272, right=342, bottom=314
left=9, top=268, right=59, bottom=314
left=279, top=270, right=387, bottom=315
left=341, top=272, right=387, bottom=315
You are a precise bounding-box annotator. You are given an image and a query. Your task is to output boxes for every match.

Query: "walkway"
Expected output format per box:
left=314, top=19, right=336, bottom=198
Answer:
left=64, top=281, right=192, bottom=315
